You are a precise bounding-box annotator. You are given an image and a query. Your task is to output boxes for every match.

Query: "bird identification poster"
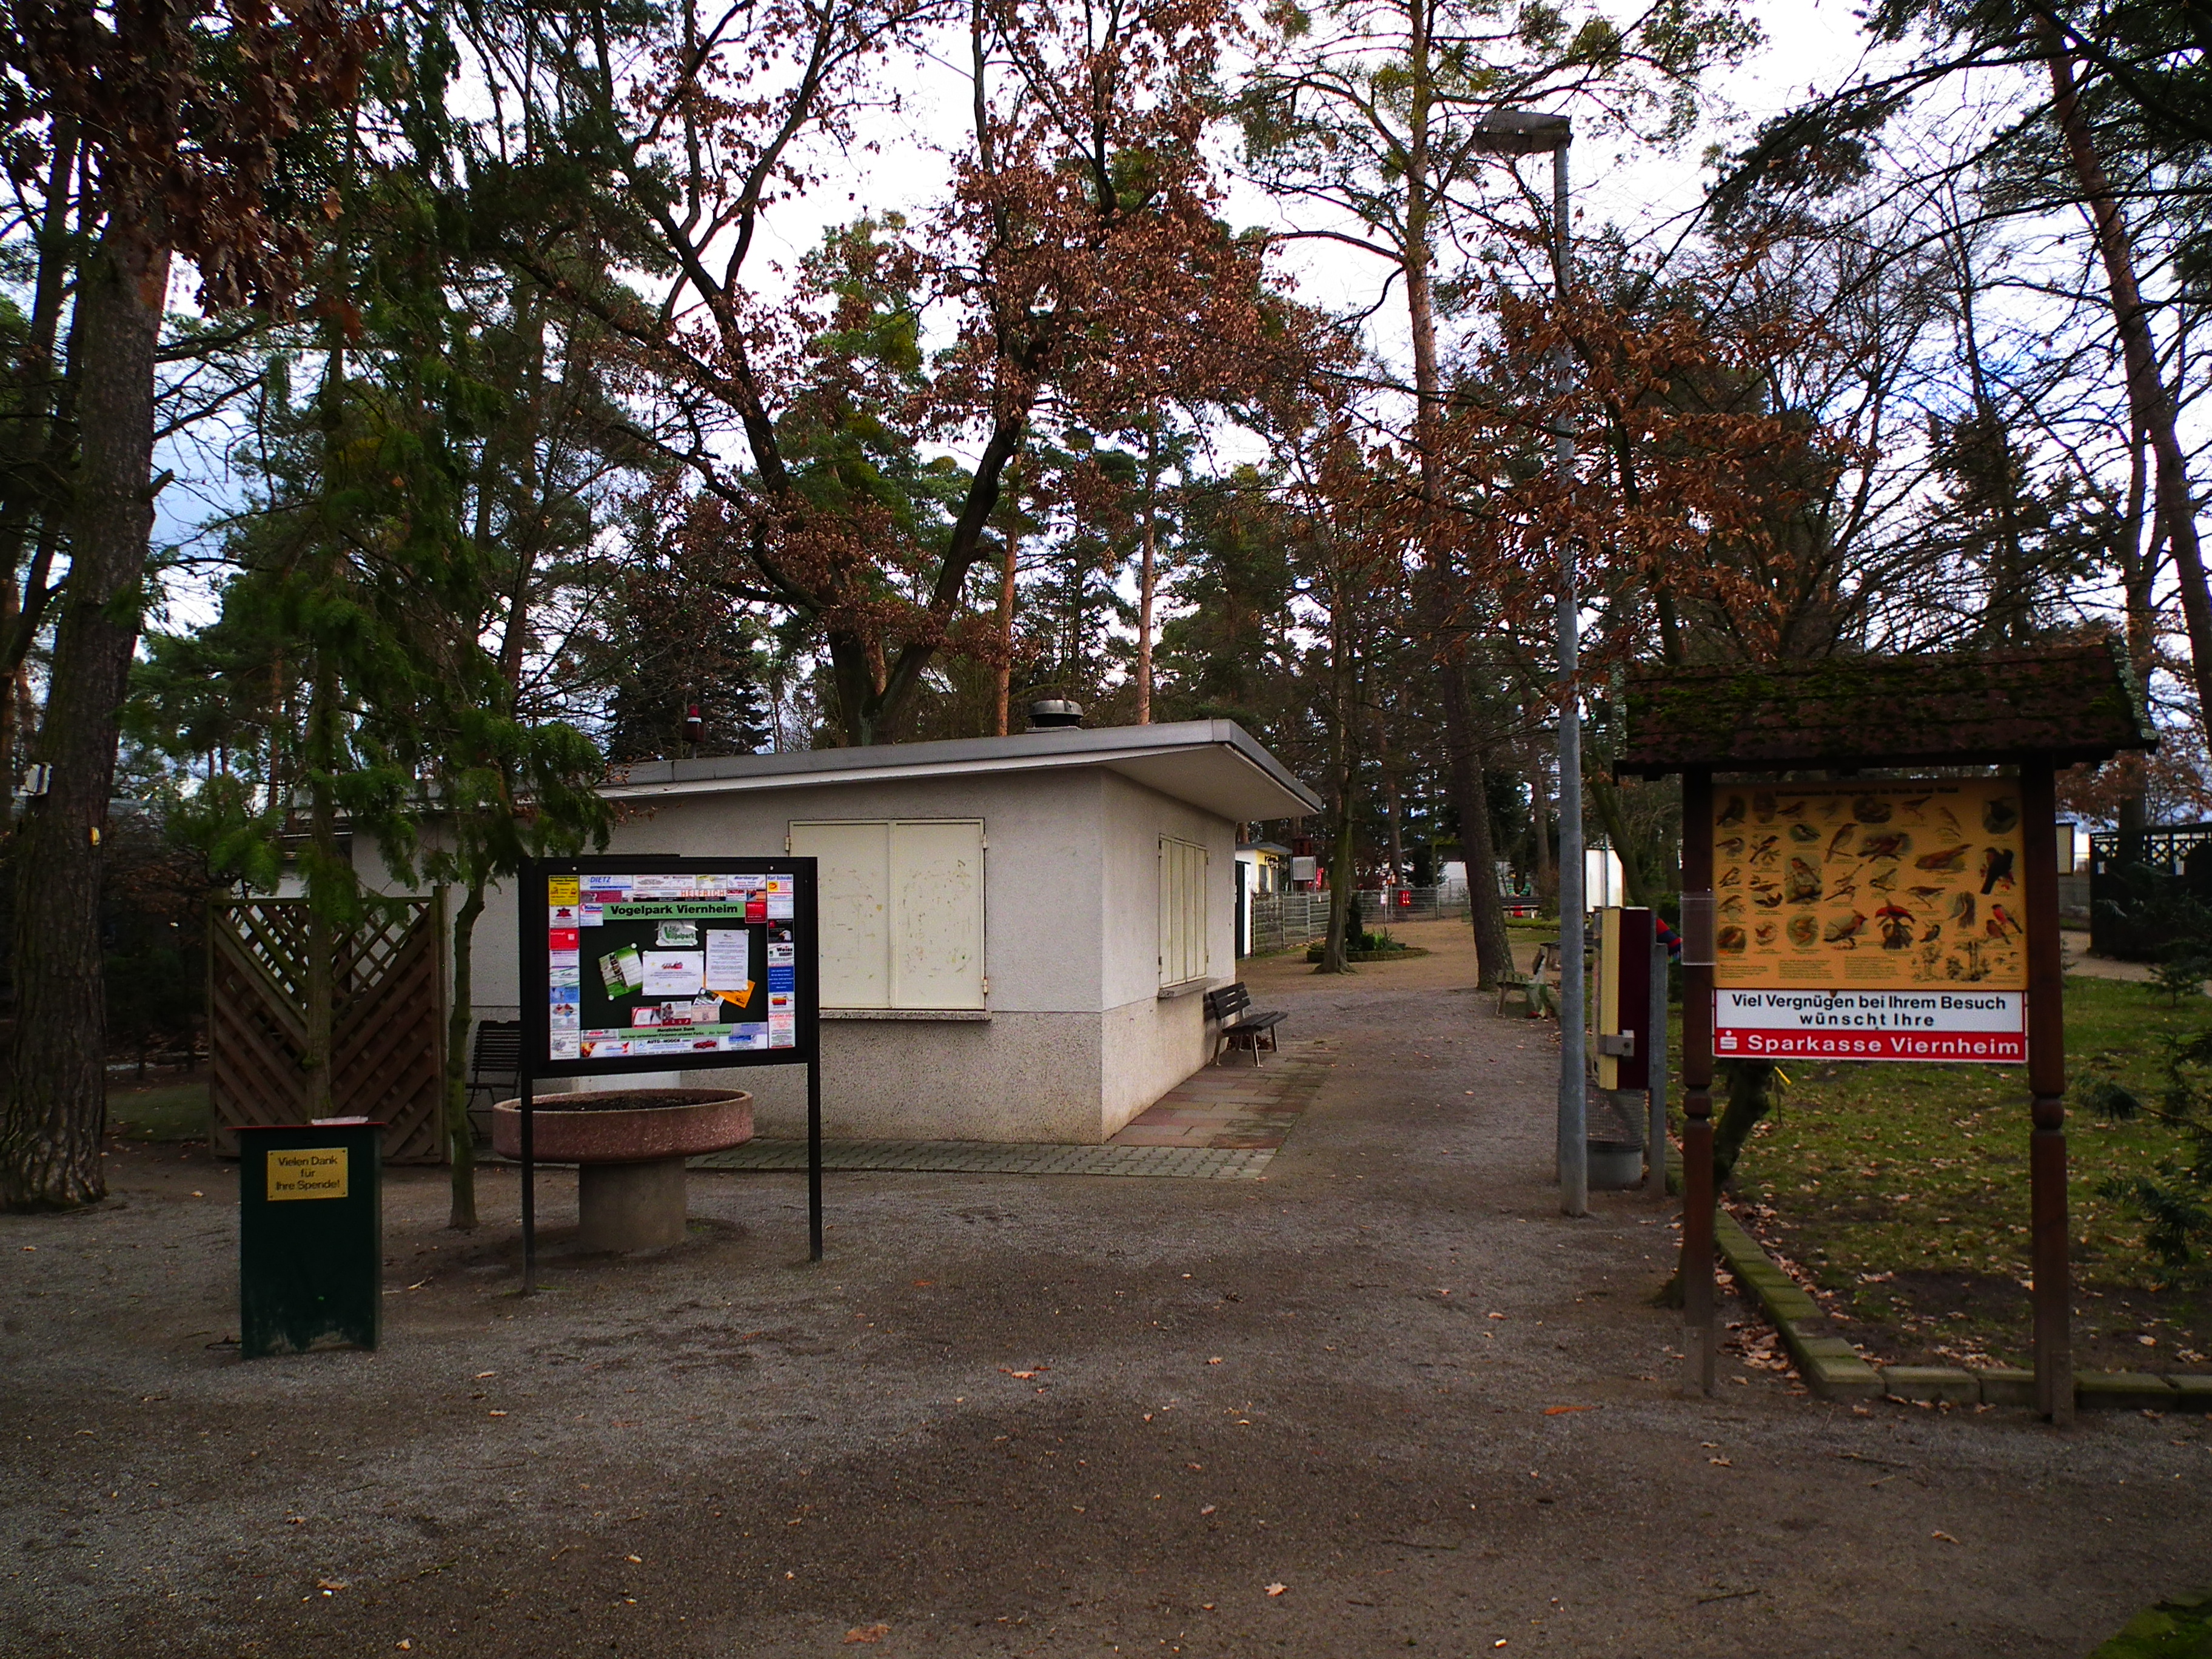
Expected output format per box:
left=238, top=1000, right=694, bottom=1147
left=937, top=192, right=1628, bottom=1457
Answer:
left=1709, top=777, right=2026, bottom=1062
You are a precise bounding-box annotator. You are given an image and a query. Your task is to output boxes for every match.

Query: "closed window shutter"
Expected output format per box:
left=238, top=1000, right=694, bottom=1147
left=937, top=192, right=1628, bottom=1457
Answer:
left=790, top=821, right=891, bottom=1008
left=891, top=820, right=985, bottom=1009
left=790, top=819, right=985, bottom=1010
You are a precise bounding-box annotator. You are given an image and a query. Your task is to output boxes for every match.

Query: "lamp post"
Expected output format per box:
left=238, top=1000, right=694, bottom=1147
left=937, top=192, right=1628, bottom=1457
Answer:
left=1470, top=110, right=1582, bottom=1216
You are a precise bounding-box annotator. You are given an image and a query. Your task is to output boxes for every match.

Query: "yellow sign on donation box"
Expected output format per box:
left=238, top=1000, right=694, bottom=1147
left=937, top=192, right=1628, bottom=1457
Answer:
left=267, top=1147, right=349, bottom=1201
left=1712, top=777, right=2027, bottom=991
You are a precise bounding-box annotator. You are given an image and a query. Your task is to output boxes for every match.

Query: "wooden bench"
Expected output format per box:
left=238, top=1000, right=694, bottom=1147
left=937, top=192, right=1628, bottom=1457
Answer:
left=1204, top=982, right=1287, bottom=1065
left=1495, top=944, right=1553, bottom=1018
left=464, top=1019, right=523, bottom=1139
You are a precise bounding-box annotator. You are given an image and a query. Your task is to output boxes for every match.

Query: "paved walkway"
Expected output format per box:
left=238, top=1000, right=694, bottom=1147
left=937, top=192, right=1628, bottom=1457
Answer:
left=693, top=1040, right=1335, bottom=1179
left=5, top=911, right=2204, bottom=1658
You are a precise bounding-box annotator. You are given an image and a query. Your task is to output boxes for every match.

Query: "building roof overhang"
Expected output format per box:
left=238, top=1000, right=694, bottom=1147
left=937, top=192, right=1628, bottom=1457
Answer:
left=601, top=720, right=1324, bottom=822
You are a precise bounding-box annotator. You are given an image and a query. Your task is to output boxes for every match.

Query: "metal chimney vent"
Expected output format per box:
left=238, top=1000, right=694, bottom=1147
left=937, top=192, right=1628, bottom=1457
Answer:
left=1027, top=699, right=1084, bottom=729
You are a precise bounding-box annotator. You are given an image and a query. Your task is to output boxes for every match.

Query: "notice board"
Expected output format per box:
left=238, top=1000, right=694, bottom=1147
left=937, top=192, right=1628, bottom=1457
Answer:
left=1709, top=778, right=2027, bottom=1062
left=521, top=857, right=819, bottom=1079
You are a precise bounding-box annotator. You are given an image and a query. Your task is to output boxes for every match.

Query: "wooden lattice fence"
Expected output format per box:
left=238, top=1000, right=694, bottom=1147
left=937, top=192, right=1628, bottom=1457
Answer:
left=209, top=896, right=447, bottom=1163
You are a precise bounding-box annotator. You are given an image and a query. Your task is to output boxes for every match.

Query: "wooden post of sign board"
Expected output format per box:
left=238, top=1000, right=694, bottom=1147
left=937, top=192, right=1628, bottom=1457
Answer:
left=1680, top=767, right=1717, bottom=1395
left=2020, top=758, right=2073, bottom=1423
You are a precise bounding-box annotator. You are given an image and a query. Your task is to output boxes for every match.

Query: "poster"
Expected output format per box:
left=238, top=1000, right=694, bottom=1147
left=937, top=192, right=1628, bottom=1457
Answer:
left=1712, top=777, right=2026, bottom=990
left=523, top=860, right=816, bottom=1073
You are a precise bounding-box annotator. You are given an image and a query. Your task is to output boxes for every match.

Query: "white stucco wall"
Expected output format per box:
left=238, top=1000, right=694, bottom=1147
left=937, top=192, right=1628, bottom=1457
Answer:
left=355, top=760, right=1238, bottom=1143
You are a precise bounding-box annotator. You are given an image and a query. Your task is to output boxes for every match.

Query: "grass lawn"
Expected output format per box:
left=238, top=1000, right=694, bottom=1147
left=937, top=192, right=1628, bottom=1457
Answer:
left=106, top=1078, right=210, bottom=1142
left=1720, top=974, right=2212, bottom=1373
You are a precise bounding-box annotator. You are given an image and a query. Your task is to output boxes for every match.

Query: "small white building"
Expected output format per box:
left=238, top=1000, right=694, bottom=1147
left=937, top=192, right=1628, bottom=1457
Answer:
left=387, top=722, right=1318, bottom=1145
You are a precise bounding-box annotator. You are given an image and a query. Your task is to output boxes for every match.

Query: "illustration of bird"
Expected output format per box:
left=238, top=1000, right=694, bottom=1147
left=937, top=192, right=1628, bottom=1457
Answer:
left=1854, top=797, right=1894, bottom=823
left=1755, top=922, right=1778, bottom=947
left=1919, top=921, right=1943, bottom=943
left=1988, top=903, right=2022, bottom=938
left=1908, top=885, right=1945, bottom=904
left=1916, top=844, right=1971, bottom=872
left=1775, top=798, right=1806, bottom=817
left=1720, top=868, right=1742, bottom=888
left=1785, top=857, right=1823, bottom=903
left=1825, top=826, right=1857, bottom=861
left=1983, top=796, right=2020, bottom=836
left=1719, top=894, right=1746, bottom=919
left=1858, top=833, right=1910, bottom=861
left=1788, top=914, right=1819, bottom=947
left=1717, top=925, right=1748, bottom=953
left=1979, top=846, right=2016, bottom=895
left=1789, top=822, right=1822, bottom=843
left=1829, top=874, right=1859, bottom=901
left=1825, top=911, right=1869, bottom=947
left=1899, top=793, right=1935, bottom=819
left=1718, top=795, right=1747, bottom=826
left=1749, top=834, right=1783, bottom=867
left=1875, top=902, right=1915, bottom=950
left=1950, top=891, right=1977, bottom=928
left=1753, top=792, right=1777, bottom=823
left=1717, top=836, right=1746, bottom=858
left=1752, top=885, right=1786, bottom=910
left=1868, top=866, right=1900, bottom=892
left=1936, top=806, right=1963, bottom=837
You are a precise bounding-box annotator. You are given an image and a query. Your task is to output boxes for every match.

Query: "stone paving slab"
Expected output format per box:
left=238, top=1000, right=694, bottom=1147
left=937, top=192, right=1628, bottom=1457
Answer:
left=690, top=1139, right=1276, bottom=1179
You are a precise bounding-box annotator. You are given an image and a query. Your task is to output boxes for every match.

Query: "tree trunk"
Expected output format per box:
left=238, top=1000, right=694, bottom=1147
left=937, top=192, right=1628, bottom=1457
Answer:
left=1137, top=423, right=1158, bottom=724
left=1318, top=571, right=1358, bottom=974
left=443, top=880, right=485, bottom=1230
left=2043, top=24, right=2212, bottom=730
left=1528, top=725, right=1553, bottom=902
left=1, top=226, right=169, bottom=1210
left=1438, top=666, right=1514, bottom=987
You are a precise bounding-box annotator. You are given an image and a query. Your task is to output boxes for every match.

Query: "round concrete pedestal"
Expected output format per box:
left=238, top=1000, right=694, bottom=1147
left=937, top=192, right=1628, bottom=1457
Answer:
left=578, top=1157, right=690, bottom=1252
left=492, top=1088, right=753, bottom=1256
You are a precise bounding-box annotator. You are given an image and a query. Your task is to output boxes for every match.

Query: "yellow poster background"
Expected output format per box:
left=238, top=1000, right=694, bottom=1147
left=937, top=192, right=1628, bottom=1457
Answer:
left=1712, top=778, right=2026, bottom=989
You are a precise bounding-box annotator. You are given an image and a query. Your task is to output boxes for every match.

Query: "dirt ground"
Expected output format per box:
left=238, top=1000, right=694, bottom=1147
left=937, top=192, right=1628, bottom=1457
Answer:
left=5, top=920, right=2208, bottom=1657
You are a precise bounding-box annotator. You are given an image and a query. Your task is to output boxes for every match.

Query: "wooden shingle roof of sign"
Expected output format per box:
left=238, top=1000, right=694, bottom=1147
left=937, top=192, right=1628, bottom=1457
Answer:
left=1615, top=641, right=2157, bottom=778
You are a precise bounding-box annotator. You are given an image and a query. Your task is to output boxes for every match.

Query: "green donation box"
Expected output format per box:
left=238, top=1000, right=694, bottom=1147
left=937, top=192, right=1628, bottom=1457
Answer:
left=236, top=1121, right=382, bottom=1358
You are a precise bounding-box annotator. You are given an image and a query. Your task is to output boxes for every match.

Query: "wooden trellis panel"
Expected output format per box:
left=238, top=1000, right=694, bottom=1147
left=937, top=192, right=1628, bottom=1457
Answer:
left=209, top=896, right=447, bottom=1163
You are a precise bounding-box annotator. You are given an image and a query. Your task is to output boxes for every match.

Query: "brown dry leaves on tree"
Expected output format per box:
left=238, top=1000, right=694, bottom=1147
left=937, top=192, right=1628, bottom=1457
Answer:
left=5, top=0, right=374, bottom=308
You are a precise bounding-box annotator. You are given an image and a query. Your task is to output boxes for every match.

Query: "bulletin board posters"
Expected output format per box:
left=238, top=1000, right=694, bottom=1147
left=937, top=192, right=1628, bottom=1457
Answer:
left=522, top=857, right=817, bottom=1079
left=1709, top=777, right=2026, bottom=1064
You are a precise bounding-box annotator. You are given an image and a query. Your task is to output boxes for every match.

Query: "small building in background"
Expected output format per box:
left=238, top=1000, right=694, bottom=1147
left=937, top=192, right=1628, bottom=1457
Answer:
left=364, top=720, right=1318, bottom=1145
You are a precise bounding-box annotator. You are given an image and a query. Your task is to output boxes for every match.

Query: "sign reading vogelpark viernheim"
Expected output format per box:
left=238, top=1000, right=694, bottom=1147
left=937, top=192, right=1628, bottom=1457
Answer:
left=1710, top=777, right=2027, bottom=1063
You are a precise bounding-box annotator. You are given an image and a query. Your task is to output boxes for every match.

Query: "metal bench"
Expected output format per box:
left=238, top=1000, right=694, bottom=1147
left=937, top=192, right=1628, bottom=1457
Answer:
left=1204, top=982, right=1286, bottom=1065
left=464, top=1019, right=523, bottom=1140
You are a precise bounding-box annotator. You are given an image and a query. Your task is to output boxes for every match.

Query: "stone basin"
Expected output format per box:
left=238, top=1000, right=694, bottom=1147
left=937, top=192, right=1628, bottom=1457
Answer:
left=493, top=1088, right=752, bottom=1252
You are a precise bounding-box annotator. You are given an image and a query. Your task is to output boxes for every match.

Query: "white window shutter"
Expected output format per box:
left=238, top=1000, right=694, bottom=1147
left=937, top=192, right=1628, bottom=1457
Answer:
left=789, top=821, right=891, bottom=1008
left=890, top=820, right=985, bottom=1010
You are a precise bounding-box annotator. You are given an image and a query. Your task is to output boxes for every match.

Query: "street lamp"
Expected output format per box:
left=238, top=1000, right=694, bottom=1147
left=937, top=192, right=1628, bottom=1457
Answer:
left=1469, top=110, right=1584, bottom=1218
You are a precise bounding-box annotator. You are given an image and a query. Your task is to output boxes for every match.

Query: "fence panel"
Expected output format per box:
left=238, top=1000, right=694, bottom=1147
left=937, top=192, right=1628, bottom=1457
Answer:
left=210, top=896, right=447, bottom=1162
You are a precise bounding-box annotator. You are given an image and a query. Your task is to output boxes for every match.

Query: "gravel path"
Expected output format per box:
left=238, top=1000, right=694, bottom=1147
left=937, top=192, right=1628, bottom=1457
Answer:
left=3, top=936, right=2205, bottom=1656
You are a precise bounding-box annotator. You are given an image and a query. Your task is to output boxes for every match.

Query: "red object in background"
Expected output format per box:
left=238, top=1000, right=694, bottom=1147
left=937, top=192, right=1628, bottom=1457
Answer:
left=1396, top=888, right=1412, bottom=908
left=548, top=928, right=580, bottom=953
left=683, top=703, right=704, bottom=744
left=745, top=894, right=766, bottom=923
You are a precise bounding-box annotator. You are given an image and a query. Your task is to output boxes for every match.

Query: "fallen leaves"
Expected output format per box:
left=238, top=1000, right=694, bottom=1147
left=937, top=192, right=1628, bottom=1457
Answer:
left=999, top=1366, right=1050, bottom=1381
left=843, top=1623, right=891, bottom=1644
left=1931, top=1530, right=1962, bottom=1545
left=1265, top=1583, right=1287, bottom=1598
left=1542, top=1406, right=1594, bottom=1416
